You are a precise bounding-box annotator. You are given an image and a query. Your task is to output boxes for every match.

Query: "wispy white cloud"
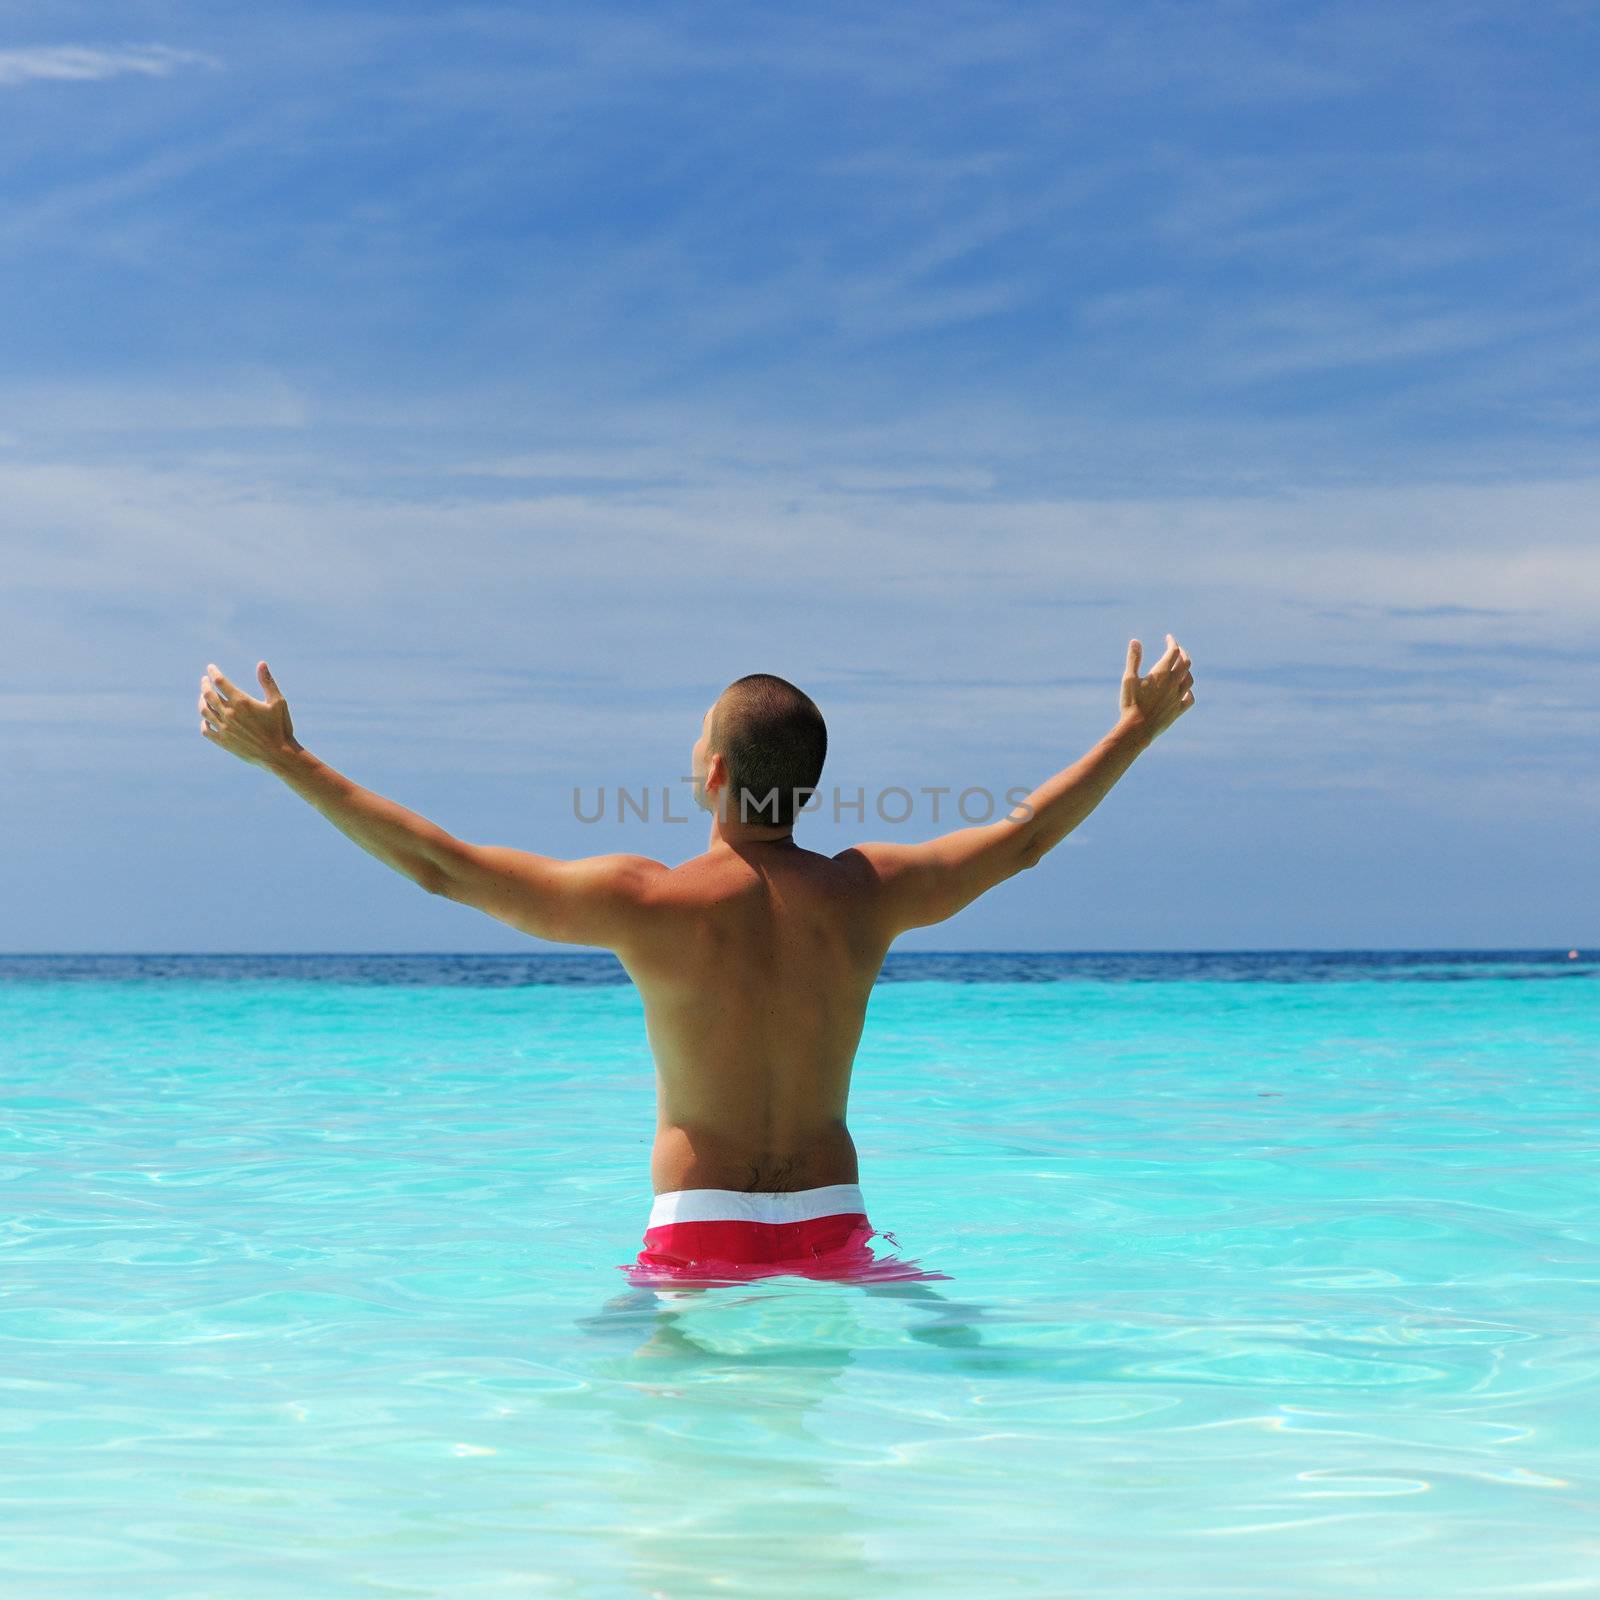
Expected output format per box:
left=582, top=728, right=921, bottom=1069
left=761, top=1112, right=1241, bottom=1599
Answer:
left=4, top=425, right=1596, bottom=776
left=0, top=43, right=218, bottom=87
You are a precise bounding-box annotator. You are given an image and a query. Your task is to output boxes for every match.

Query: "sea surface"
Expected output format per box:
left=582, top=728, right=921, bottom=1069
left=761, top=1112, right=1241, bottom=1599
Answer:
left=1, top=949, right=1595, bottom=1598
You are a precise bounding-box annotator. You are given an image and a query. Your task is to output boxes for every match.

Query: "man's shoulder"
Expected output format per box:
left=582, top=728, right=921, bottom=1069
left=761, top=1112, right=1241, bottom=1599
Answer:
left=578, top=853, right=671, bottom=903
left=610, top=853, right=669, bottom=874
left=624, top=850, right=736, bottom=904
left=830, top=840, right=908, bottom=878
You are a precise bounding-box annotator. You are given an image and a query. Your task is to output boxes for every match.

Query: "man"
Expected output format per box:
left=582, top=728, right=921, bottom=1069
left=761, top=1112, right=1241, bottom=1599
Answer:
left=198, top=635, right=1194, bottom=1284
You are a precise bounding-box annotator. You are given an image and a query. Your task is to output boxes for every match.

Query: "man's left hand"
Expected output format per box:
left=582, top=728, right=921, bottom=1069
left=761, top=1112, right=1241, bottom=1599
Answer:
left=199, top=661, right=300, bottom=769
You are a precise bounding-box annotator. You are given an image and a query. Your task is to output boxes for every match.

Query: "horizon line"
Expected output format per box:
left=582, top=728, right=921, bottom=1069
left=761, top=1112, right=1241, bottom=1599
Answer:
left=0, top=946, right=1589, bottom=959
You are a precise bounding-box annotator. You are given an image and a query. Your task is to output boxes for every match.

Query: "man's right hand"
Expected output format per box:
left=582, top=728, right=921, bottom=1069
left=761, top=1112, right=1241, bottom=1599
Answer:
left=1119, top=634, right=1195, bottom=740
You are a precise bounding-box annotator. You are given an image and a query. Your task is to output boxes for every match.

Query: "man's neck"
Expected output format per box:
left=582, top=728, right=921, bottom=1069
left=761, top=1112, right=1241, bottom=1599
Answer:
left=708, top=811, right=796, bottom=851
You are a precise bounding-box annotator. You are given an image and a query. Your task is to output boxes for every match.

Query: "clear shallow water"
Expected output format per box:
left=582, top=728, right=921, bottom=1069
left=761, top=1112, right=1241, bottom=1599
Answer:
left=1, top=950, right=1596, bottom=1598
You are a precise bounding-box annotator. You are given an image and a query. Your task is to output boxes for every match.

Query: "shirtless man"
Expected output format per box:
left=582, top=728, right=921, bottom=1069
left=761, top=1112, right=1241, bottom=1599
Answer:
left=198, top=635, right=1194, bottom=1282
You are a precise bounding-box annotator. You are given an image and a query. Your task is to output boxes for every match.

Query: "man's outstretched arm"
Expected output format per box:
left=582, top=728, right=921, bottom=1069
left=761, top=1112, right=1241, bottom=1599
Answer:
left=849, top=634, right=1195, bottom=935
left=198, top=661, right=662, bottom=949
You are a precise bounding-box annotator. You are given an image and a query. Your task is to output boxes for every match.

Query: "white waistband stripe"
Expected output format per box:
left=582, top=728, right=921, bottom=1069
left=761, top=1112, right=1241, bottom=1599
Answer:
left=648, top=1183, right=867, bottom=1228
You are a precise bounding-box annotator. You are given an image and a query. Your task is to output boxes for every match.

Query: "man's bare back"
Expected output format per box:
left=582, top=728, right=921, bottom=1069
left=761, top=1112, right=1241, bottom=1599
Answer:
left=198, top=640, right=1195, bottom=1200
left=622, top=839, right=887, bottom=1193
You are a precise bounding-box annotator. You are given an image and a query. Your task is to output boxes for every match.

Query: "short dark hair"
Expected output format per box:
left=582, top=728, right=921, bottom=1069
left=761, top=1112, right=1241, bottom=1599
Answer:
left=710, top=674, right=827, bottom=828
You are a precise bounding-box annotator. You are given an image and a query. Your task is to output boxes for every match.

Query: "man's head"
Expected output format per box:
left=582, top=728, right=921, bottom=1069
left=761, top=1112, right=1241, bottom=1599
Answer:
left=691, top=674, right=827, bottom=829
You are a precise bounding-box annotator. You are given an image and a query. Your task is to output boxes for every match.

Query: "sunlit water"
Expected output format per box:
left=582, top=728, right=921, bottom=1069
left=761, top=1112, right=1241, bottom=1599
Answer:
left=2, top=951, right=1596, bottom=1598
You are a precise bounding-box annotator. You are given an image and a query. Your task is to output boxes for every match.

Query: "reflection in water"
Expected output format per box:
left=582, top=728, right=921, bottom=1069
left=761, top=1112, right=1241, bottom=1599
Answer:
left=573, top=1279, right=1000, bottom=1598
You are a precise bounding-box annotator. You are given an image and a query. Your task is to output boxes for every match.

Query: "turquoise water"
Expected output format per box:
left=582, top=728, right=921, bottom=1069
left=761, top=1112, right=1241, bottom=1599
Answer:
left=1, top=951, right=1596, bottom=1597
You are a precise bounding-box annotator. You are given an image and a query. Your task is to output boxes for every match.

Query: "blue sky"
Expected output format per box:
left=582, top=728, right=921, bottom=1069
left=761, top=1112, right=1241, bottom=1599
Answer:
left=2, top=1, right=1596, bottom=952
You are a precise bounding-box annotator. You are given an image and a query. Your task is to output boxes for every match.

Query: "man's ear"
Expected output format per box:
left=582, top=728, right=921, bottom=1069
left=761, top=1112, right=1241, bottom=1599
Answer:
left=704, top=751, right=728, bottom=796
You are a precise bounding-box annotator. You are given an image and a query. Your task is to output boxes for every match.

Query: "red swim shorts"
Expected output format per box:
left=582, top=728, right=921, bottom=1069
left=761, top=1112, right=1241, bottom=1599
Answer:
left=620, top=1182, right=948, bottom=1288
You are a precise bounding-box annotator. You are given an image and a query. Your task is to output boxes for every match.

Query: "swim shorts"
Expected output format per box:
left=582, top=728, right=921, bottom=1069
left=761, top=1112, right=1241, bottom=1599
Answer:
left=620, top=1182, right=949, bottom=1287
